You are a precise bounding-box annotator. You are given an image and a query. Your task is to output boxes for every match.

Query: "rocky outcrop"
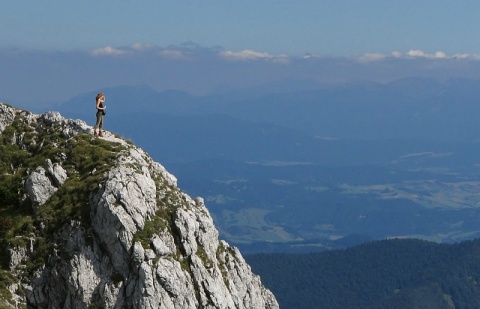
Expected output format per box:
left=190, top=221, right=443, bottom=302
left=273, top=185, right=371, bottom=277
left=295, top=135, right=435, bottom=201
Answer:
left=25, top=159, right=68, bottom=210
left=0, top=103, right=279, bottom=309
left=46, top=159, right=68, bottom=187
left=0, top=103, right=16, bottom=133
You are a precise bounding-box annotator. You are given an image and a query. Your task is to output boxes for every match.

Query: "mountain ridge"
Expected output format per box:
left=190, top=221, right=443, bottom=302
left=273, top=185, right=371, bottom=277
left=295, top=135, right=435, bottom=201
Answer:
left=55, top=77, right=480, bottom=142
left=0, top=103, right=278, bottom=308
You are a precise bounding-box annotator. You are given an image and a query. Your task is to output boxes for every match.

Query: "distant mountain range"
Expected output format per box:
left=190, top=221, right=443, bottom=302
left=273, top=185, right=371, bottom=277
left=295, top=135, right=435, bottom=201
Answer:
left=55, top=77, right=480, bottom=142
left=52, top=77, right=480, bottom=252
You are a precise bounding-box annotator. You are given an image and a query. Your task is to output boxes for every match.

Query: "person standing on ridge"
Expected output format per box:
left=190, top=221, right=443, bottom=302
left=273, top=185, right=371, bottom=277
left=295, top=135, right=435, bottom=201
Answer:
left=93, top=92, right=106, bottom=137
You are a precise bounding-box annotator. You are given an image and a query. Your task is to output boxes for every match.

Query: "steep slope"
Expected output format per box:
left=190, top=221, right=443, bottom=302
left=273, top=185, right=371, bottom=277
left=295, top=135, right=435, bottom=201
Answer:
left=0, top=103, right=278, bottom=309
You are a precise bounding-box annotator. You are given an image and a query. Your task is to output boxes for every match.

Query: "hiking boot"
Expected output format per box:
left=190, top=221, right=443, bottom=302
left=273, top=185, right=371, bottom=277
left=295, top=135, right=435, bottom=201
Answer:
left=98, top=131, right=103, bottom=137
left=94, top=131, right=98, bottom=137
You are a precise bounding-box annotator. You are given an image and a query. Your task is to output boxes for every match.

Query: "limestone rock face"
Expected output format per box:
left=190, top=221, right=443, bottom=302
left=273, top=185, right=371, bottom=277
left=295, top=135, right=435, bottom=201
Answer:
left=0, top=103, right=16, bottom=133
left=25, top=159, right=68, bottom=210
left=45, top=159, right=67, bottom=187
left=1, top=103, right=279, bottom=309
left=25, top=166, right=58, bottom=209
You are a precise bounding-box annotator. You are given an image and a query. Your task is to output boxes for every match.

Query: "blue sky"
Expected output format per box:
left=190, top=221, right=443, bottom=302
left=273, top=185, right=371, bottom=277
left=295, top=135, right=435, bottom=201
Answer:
left=3, top=1, right=480, bottom=56
left=3, top=1, right=480, bottom=108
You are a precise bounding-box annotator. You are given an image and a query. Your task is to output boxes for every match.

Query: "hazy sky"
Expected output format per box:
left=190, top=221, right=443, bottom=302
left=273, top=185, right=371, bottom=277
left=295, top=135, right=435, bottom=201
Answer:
left=3, top=1, right=480, bottom=109
left=3, top=1, right=480, bottom=56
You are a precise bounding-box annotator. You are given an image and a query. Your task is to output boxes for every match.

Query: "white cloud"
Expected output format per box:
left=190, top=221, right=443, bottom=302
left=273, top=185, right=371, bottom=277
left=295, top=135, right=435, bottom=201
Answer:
left=90, top=46, right=131, bottom=56
left=357, top=53, right=387, bottom=63
left=303, top=53, right=321, bottom=59
left=361, top=49, right=480, bottom=65
left=358, top=49, right=480, bottom=61
left=356, top=50, right=451, bottom=62
left=407, top=49, right=427, bottom=57
left=220, top=49, right=271, bottom=60
left=451, top=53, right=480, bottom=60
left=406, top=49, right=447, bottom=59
left=391, top=51, right=403, bottom=58
left=452, top=53, right=470, bottom=59
left=220, top=49, right=289, bottom=63
left=405, top=50, right=480, bottom=60
left=434, top=51, right=447, bottom=59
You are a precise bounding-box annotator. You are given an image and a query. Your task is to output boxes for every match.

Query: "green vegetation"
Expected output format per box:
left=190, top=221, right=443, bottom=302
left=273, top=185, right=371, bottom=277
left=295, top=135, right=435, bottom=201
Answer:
left=246, top=238, right=480, bottom=309
left=132, top=210, right=170, bottom=249
left=196, top=245, right=213, bottom=269
left=216, top=241, right=236, bottom=287
left=0, top=109, right=125, bottom=304
left=0, top=271, right=13, bottom=304
left=35, top=135, right=123, bottom=231
left=0, top=107, right=233, bottom=308
left=132, top=177, right=180, bottom=250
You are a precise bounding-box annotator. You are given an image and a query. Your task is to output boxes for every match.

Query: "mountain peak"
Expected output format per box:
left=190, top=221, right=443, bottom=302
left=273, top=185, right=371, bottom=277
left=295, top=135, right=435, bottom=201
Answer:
left=0, top=103, right=278, bottom=309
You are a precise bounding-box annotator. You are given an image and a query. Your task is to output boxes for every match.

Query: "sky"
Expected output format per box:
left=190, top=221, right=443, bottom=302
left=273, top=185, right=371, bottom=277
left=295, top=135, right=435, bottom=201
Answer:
left=3, top=0, right=480, bottom=56
left=2, top=1, right=480, bottom=108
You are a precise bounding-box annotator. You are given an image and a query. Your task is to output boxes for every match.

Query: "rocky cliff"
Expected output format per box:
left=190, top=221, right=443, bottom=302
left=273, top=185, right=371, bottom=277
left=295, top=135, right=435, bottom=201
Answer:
left=0, top=103, right=279, bottom=309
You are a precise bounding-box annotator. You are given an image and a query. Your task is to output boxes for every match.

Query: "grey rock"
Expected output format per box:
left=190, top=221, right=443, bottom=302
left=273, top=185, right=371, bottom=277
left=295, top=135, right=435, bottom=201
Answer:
left=8, top=245, right=27, bottom=271
left=25, top=160, right=68, bottom=210
left=45, top=159, right=67, bottom=186
left=144, top=249, right=156, bottom=261
left=25, top=166, right=58, bottom=209
left=0, top=103, right=16, bottom=133
left=132, top=241, right=145, bottom=265
left=1, top=103, right=279, bottom=309
left=151, top=234, right=174, bottom=256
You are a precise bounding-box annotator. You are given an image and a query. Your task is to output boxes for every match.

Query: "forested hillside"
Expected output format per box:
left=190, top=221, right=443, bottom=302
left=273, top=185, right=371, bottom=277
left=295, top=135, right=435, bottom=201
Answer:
left=246, top=238, right=480, bottom=309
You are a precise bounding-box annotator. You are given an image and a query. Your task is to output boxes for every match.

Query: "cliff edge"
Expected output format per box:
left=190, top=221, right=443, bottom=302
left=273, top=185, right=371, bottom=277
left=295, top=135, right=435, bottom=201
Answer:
left=0, top=103, right=279, bottom=309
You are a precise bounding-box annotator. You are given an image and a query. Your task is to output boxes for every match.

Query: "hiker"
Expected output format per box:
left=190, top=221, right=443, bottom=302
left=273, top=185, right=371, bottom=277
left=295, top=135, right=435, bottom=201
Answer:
left=93, top=92, right=106, bottom=137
